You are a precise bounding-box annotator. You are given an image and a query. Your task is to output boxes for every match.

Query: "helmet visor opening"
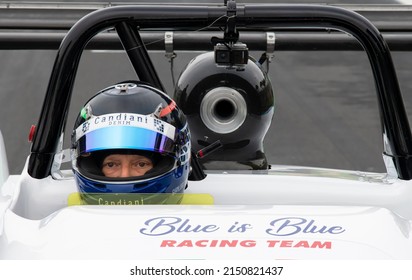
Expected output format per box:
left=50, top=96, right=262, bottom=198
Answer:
left=77, top=126, right=176, bottom=155
left=76, top=151, right=177, bottom=183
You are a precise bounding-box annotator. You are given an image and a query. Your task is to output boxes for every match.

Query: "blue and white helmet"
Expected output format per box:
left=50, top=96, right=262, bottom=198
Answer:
left=71, top=82, right=190, bottom=202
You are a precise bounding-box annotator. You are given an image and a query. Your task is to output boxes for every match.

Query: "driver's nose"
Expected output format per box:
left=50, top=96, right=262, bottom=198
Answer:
left=119, top=166, right=132, bottom=177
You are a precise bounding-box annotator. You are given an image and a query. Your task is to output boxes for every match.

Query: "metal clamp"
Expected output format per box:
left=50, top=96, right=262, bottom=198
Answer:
left=266, top=32, right=276, bottom=62
left=164, top=31, right=176, bottom=60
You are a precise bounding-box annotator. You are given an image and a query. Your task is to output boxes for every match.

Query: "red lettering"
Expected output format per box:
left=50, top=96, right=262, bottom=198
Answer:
left=311, top=241, right=332, bottom=249
left=177, top=240, right=193, bottom=247
left=240, top=240, right=256, bottom=247
left=219, top=240, right=238, bottom=247
left=159, top=239, right=256, bottom=248
left=267, top=240, right=332, bottom=249
left=160, top=240, right=176, bottom=247
left=294, top=241, right=310, bottom=248
left=266, top=240, right=280, bottom=247
left=280, top=240, right=293, bottom=247
left=195, top=240, right=208, bottom=247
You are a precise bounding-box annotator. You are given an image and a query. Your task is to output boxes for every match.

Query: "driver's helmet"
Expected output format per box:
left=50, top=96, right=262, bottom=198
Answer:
left=71, top=82, right=190, bottom=202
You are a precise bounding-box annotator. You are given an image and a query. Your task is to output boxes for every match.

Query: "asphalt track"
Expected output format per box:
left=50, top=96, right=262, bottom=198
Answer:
left=1, top=0, right=412, bottom=175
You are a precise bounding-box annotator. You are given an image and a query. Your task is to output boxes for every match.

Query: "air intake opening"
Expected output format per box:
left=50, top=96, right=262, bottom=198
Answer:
left=214, top=99, right=235, bottom=121
left=200, top=87, right=247, bottom=134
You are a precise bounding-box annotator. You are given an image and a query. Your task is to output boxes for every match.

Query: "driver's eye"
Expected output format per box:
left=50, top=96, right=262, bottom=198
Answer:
left=103, top=162, right=118, bottom=168
left=133, top=161, right=151, bottom=168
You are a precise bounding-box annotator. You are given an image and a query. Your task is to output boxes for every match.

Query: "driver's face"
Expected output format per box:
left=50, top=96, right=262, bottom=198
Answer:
left=102, top=154, right=153, bottom=177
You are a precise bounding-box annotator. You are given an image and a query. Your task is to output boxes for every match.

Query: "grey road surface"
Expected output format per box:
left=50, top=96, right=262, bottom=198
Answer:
left=1, top=0, right=411, bottom=175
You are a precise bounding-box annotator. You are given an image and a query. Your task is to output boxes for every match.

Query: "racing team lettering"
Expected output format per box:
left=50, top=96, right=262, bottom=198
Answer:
left=139, top=216, right=344, bottom=250
left=159, top=239, right=332, bottom=249
left=140, top=216, right=345, bottom=236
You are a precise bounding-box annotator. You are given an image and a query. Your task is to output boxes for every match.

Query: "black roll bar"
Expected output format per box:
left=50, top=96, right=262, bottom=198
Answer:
left=115, top=22, right=165, bottom=91
left=4, top=31, right=412, bottom=51
left=0, top=31, right=412, bottom=52
left=28, top=4, right=412, bottom=180
left=4, top=31, right=412, bottom=52
left=2, top=3, right=412, bottom=32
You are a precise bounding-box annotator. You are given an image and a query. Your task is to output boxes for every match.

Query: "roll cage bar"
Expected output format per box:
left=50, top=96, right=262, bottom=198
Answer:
left=26, top=3, right=412, bottom=180
left=3, top=4, right=412, bottom=51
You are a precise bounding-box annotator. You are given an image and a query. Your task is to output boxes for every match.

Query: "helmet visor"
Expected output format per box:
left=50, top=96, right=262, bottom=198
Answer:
left=75, top=113, right=177, bottom=156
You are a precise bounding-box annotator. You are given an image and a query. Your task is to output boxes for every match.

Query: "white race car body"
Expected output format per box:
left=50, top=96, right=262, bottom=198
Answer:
left=1, top=154, right=411, bottom=259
